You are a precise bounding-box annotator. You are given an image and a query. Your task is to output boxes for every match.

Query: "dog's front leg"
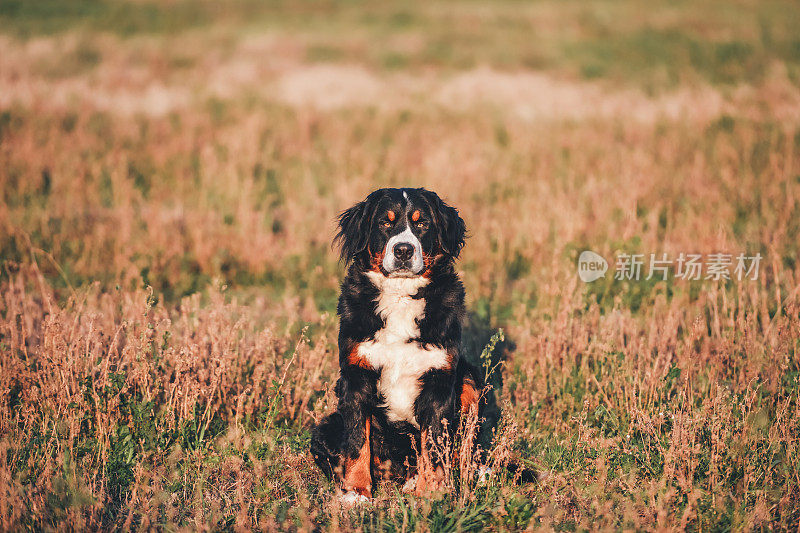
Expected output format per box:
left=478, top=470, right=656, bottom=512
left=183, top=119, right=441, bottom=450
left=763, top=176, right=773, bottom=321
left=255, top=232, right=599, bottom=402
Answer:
left=414, top=368, right=456, bottom=494
left=343, top=415, right=372, bottom=498
left=336, top=367, right=376, bottom=499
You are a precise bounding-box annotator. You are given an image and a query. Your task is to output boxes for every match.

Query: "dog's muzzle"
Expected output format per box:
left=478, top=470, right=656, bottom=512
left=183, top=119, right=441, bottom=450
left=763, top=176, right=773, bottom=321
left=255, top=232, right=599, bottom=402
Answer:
left=382, top=227, right=424, bottom=276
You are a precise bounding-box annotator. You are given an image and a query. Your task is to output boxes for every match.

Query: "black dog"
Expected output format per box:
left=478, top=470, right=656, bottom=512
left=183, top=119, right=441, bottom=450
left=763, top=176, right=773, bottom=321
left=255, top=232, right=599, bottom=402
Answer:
left=310, top=188, right=485, bottom=502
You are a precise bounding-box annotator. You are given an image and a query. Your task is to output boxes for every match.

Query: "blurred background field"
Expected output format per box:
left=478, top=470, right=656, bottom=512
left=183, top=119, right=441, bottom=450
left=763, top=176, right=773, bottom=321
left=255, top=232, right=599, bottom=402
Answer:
left=1, top=0, right=799, bottom=530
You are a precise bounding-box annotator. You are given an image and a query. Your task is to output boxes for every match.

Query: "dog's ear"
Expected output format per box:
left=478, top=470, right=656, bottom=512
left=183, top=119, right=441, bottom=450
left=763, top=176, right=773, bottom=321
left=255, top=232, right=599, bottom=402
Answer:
left=424, top=190, right=466, bottom=258
left=334, top=195, right=375, bottom=263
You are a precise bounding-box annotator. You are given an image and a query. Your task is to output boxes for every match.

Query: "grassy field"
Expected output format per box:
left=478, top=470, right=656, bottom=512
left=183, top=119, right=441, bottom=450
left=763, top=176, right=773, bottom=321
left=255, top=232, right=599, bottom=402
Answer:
left=1, top=0, right=800, bottom=530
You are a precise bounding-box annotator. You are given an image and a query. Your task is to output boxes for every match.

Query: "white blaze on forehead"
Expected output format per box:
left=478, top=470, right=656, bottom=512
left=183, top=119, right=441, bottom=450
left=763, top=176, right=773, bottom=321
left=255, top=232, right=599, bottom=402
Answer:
left=383, top=224, right=425, bottom=274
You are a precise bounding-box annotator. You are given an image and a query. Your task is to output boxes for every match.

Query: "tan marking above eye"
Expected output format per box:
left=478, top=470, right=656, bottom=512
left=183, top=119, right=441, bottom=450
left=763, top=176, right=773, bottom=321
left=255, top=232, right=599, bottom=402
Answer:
left=411, top=210, right=421, bottom=222
left=387, top=210, right=395, bottom=222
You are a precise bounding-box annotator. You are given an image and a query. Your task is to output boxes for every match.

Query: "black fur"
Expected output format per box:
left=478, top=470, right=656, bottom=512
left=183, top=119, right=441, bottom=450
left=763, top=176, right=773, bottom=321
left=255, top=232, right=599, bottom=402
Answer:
left=311, top=188, right=483, bottom=492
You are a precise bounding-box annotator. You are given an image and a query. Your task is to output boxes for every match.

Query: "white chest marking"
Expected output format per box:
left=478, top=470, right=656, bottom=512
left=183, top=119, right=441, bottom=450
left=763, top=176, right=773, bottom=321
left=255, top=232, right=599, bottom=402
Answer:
left=358, top=272, right=450, bottom=427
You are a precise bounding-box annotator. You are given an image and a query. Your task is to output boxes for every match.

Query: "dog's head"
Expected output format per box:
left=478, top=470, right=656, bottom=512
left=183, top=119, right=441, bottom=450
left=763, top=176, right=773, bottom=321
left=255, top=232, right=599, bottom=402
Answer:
left=335, top=188, right=466, bottom=276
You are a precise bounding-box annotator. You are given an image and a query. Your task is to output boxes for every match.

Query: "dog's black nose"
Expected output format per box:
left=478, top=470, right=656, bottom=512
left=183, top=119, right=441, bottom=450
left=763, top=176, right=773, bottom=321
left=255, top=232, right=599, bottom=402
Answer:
left=393, top=242, right=414, bottom=262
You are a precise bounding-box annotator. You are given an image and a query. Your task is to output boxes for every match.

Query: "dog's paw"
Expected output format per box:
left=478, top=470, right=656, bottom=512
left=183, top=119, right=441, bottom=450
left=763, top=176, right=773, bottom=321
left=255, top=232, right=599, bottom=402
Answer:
left=338, top=491, right=371, bottom=506
left=414, top=466, right=446, bottom=496
left=401, top=475, right=417, bottom=494
left=477, top=465, right=493, bottom=484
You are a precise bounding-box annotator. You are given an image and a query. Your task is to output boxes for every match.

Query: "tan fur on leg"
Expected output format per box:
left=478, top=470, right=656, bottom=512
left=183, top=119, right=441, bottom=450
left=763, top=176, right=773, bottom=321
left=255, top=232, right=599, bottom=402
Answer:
left=343, top=417, right=372, bottom=498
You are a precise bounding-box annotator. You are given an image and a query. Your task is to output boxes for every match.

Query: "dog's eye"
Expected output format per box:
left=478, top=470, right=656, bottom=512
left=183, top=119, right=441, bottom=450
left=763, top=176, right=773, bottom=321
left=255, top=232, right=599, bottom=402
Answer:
left=382, top=220, right=392, bottom=228
left=414, top=220, right=426, bottom=229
